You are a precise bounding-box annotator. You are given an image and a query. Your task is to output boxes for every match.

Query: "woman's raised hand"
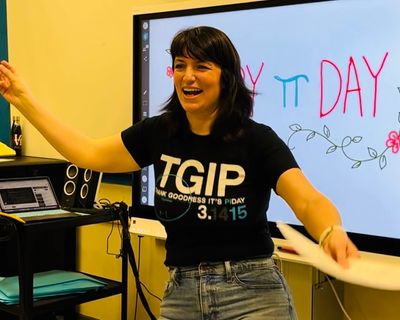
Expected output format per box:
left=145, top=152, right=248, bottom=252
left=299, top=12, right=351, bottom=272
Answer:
left=0, top=60, right=33, bottom=108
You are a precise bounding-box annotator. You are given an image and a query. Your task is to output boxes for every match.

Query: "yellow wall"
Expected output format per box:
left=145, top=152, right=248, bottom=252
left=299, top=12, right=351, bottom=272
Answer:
left=6, top=0, right=400, bottom=319
left=6, top=0, right=256, bottom=159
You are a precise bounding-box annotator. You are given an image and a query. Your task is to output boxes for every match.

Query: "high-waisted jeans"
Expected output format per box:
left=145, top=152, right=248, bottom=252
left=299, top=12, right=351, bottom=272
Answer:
left=159, top=256, right=297, bottom=320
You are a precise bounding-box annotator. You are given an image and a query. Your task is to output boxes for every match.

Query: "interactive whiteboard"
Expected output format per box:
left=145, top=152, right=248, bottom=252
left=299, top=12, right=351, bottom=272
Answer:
left=133, top=0, right=400, bottom=254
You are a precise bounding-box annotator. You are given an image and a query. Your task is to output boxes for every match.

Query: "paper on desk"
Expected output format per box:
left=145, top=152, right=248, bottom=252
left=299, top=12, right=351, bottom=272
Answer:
left=277, top=222, right=400, bottom=291
left=0, top=141, right=15, bottom=157
left=0, top=270, right=107, bottom=305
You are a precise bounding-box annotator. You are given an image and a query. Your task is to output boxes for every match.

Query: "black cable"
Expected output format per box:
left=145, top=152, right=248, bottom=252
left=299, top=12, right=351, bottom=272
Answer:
left=140, top=280, right=162, bottom=302
left=116, top=202, right=157, bottom=320
left=134, top=235, right=162, bottom=319
left=134, top=235, right=143, bottom=320
left=135, top=235, right=162, bottom=306
left=106, top=220, right=123, bottom=258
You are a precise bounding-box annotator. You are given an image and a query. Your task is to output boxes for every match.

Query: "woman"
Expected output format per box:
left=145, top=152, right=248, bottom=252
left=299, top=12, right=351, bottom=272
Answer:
left=0, top=26, right=358, bottom=319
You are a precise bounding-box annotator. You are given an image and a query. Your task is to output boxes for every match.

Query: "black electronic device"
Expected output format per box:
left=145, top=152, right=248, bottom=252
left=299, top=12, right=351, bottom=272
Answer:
left=0, top=156, right=68, bottom=198
left=59, top=163, right=102, bottom=209
left=0, top=176, right=85, bottom=222
left=0, top=157, right=75, bottom=278
left=132, top=0, right=400, bottom=256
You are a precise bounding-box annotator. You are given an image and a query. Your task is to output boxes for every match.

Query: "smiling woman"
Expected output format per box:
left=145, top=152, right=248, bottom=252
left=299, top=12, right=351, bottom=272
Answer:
left=173, top=56, right=221, bottom=135
left=0, top=0, right=9, bottom=145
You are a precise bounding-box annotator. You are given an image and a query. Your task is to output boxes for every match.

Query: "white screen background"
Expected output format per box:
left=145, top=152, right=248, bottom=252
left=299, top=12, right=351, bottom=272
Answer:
left=138, top=0, right=400, bottom=239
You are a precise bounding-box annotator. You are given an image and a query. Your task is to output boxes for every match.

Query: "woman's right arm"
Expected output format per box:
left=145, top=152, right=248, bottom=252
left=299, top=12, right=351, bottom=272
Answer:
left=0, top=60, right=140, bottom=173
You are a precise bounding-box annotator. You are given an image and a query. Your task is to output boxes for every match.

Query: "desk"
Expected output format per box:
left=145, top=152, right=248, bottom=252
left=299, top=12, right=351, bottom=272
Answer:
left=0, top=156, right=70, bottom=277
left=0, top=211, right=128, bottom=320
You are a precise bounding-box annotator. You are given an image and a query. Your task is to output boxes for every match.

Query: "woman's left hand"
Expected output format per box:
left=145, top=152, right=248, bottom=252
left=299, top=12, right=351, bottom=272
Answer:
left=321, top=229, right=360, bottom=268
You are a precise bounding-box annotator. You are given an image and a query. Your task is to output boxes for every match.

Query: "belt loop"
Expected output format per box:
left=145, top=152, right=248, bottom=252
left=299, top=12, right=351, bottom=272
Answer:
left=224, top=261, right=233, bottom=282
left=169, top=267, right=179, bottom=285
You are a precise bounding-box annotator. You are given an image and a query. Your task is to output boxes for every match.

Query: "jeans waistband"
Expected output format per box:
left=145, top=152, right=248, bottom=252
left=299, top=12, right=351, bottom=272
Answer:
left=169, top=256, right=275, bottom=278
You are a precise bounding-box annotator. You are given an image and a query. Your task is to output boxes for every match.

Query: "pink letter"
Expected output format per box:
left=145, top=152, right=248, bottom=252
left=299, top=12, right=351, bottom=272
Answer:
left=363, top=52, right=389, bottom=117
left=246, top=63, right=265, bottom=97
left=320, top=59, right=342, bottom=118
left=240, top=67, right=246, bottom=81
left=343, top=56, right=363, bottom=117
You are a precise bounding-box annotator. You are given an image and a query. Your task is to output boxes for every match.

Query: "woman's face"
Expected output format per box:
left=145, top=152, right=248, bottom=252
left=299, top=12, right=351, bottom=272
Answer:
left=173, top=56, right=222, bottom=118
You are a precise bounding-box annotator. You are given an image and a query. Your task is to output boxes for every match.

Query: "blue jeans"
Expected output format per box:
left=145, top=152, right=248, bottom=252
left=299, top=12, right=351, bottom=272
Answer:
left=159, top=257, right=298, bottom=320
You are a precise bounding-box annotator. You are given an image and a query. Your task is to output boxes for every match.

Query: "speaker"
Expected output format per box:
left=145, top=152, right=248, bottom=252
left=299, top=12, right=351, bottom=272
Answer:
left=75, top=168, right=102, bottom=209
left=60, top=163, right=80, bottom=208
left=60, top=164, right=102, bottom=209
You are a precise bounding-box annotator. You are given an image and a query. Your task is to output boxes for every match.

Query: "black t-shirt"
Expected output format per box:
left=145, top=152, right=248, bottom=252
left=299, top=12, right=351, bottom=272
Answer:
left=121, top=114, right=299, bottom=266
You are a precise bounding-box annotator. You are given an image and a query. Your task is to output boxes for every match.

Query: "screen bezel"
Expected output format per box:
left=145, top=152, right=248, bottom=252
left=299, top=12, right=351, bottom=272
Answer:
left=131, top=0, right=400, bottom=256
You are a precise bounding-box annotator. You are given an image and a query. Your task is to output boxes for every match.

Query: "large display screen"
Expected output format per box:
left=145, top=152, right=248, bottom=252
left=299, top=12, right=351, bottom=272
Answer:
left=132, top=0, right=400, bottom=255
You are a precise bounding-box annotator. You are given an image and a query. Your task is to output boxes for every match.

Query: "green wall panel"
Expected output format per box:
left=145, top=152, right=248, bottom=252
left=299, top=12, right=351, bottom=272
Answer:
left=0, top=0, right=9, bottom=145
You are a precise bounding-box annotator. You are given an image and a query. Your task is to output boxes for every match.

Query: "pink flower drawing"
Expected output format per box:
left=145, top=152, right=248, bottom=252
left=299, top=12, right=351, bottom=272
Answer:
left=386, top=131, right=400, bottom=153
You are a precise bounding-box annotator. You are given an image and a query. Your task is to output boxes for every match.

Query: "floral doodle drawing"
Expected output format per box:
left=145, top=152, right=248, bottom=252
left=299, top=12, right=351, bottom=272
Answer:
left=287, top=112, right=400, bottom=170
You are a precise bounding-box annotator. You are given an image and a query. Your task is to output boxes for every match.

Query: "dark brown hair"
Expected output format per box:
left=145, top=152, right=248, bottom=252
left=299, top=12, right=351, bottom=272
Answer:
left=162, top=26, right=253, bottom=141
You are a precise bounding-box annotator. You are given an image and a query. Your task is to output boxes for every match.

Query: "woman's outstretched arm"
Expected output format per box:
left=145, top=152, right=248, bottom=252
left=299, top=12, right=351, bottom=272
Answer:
left=0, top=60, right=139, bottom=173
